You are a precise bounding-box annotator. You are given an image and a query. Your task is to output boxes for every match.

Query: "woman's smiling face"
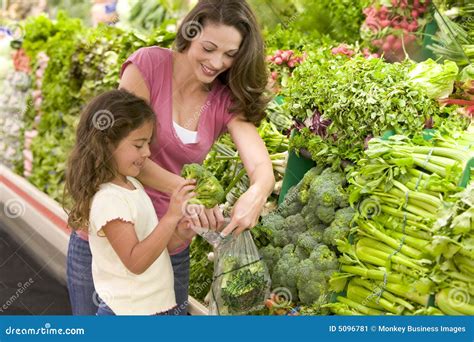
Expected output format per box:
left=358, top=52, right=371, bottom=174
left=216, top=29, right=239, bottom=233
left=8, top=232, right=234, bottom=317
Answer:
left=185, top=22, right=242, bottom=84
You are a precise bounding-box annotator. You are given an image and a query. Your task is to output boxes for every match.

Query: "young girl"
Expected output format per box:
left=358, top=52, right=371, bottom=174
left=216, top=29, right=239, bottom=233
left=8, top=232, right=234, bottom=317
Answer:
left=65, top=89, right=196, bottom=315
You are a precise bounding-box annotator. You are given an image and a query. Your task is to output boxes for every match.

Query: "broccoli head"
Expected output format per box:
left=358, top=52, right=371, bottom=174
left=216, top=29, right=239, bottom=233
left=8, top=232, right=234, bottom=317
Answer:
left=308, top=168, right=348, bottom=209
left=296, top=258, right=329, bottom=305
left=322, top=207, right=355, bottom=246
left=181, top=163, right=225, bottom=208
left=283, top=213, right=307, bottom=237
left=309, top=244, right=339, bottom=271
left=295, top=231, right=322, bottom=259
left=278, top=184, right=304, bottom=218
left=261, top=212, right=285, bottom=230
left=298, top=166, right=324, bottom=204
left=259, top=245, right=282, bottom=274
left=316, top=205, right=336, bottom=225
left=302, top=203, right=322, bottom=229
left=272, top=245, right=300, bottom=299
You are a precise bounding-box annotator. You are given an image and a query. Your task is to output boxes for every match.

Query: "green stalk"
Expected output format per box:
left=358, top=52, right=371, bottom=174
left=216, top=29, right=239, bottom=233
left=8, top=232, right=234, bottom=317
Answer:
left=391, top=180, right=442, bottom=208
left=352, top=278, right=415, bottom=311
left=347, top=282, right=403, bottom=314
left=384, top=283, right=430, bottom=306
left=381, top=205, right=429, bottom=223
left=398, top=146, right=471, bottom=164
left=340, top=265, right=403, bottom=284
left=376, top=196, right=436, bottom=219
left=356, top=244, right=430, bottom=272
left=385, top=231, right=432, bottom=255
left=336, top=296, right=384, bottom=315
left=357, top=220, right=425, bottom=259
left=374, top=215, right=433, bottom=240
left=346, top=287, right=385, bottom=311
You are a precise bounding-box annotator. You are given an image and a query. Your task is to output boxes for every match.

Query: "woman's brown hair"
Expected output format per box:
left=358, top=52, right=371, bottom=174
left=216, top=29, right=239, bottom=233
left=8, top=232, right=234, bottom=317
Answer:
left=174, top=0, right=270, bottom=125
left=64, top=89, right=156, bottom=230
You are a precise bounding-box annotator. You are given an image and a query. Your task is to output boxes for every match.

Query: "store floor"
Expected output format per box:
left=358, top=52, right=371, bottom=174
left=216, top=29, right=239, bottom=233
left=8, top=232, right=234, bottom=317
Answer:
left=0, top=220, right=71, bottom=315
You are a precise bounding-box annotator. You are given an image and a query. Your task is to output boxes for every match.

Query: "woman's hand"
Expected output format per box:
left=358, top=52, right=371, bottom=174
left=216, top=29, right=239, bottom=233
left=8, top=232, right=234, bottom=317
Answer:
left=184, top=204, right=225, bottom=231
left=221, top=185, right=267, bottom=237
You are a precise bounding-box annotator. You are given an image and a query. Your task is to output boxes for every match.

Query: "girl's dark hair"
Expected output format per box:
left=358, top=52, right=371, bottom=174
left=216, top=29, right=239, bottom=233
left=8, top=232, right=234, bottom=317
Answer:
left=174, top=0, right=270, bottom=125
left=64, top=89, right=156, bottom=230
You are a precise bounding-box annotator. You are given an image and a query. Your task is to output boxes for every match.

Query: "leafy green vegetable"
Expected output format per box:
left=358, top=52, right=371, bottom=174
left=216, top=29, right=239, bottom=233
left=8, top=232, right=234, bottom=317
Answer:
left=408, top=59, right=459, bottom=99
left=181, top=163, right=225, bottom=208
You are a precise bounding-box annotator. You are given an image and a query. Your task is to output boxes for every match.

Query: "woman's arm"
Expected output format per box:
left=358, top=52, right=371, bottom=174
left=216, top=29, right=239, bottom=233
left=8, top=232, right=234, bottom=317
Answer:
left=221, top=117, right=275, bottom=236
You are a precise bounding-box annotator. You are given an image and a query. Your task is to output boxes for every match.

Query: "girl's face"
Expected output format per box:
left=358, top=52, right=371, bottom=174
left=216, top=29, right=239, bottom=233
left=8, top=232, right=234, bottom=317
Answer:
left=186, top=22, right=242, bottom=84
left=112, top=121, right=154, bottom=179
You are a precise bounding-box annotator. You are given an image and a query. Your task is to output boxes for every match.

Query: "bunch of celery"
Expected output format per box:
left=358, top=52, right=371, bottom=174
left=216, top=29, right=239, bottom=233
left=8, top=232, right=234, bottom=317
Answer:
left=432, top=184, right=474, bottom=315
left=326, top=131, right=473, bottom=315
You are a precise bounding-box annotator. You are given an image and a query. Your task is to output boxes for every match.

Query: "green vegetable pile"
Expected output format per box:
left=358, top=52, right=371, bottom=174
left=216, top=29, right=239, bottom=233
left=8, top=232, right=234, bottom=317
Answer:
left=217, top=256, right=269, bottom=314
left=256, top=166, right=355, bottom=311
left=285, top=49, right=467, bottom=169
left=181, top=163, right=225, bottom=209
left=326, top=130, right=474, bottom=315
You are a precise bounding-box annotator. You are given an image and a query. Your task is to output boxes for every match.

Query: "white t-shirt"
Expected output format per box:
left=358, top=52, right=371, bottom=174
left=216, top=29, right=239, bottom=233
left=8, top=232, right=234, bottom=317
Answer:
left=88, top=177, right=176, bottom=315
left=173, top=120, right=198, bottom=144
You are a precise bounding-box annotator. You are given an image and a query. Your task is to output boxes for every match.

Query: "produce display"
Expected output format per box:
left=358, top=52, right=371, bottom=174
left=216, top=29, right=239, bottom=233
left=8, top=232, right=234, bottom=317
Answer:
left=1, top=0, right=473, bottom=317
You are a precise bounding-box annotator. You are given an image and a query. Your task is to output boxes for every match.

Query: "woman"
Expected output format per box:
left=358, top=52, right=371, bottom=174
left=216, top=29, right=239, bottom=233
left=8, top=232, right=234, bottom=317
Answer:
left=67, top=0, right=274, bottom=315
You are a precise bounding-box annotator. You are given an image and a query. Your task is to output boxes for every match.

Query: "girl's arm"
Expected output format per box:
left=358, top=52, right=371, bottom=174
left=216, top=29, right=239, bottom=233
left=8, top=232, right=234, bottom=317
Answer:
left=221, top=117, right=275, bottom=236
left=101, top=181, right=195, bottom=275
left=101, top=214, right=180, bottom=275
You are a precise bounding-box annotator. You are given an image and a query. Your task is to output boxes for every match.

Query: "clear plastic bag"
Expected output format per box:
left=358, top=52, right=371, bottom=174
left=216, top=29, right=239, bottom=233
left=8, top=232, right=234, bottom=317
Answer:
left=209, top=230, right=271, bottom=315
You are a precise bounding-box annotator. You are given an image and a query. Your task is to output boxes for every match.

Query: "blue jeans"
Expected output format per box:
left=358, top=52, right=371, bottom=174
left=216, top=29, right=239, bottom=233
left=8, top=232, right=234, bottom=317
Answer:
left=169, top=247, right=190, bottom=316
left=67, top=232, right=191, bottom=315
left=66, top=231, right=97, bottom=315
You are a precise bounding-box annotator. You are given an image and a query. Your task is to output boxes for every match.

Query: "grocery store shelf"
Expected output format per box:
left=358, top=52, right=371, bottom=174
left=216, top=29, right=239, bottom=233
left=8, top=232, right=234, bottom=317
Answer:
left=0, top=164, right=209, bottom=315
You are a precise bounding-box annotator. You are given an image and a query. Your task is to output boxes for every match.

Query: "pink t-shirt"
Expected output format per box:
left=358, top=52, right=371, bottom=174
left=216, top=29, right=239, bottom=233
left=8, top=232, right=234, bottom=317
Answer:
left=105, top=46, right=234, bottom=252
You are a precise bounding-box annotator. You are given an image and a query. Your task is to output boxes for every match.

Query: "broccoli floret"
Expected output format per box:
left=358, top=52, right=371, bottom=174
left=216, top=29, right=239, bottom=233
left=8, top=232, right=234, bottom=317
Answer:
left=309, top=244, right=339, bottom=271
left=283, top=213, right=307, bottom=237
left=295, top=231, right=322, bottom=259
left=323, top=207, right=355, bottom=246
left=259, top=245, right=282, bottom=274
left=296, top=258, right=328, bottom=305
left=279, top=200, right=304, bottom=218
left=301, top=203, right=322, bottom=229
left=272, top=245, right=300, bottom=300
left=308, top=168, right=348, bottom=209
left=316, top=205, right=336, bottom=225
left=298, top=166, right=324, bottom=204
left=181, top=163, right=225, bottom=208
left=261, top=213, right=285, bottom=230
left=272, top=228, right=291, bottom=248
left=278, top=184, right=304, bottom=218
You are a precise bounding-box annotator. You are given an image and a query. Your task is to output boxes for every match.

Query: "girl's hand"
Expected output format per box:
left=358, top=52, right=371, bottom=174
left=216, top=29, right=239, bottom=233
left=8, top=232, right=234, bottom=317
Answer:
left=175, top=218, right=197, bottom=241
left=166, top=180, right=196, bottom=220
left=221, top=185, right=266, bottom=237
